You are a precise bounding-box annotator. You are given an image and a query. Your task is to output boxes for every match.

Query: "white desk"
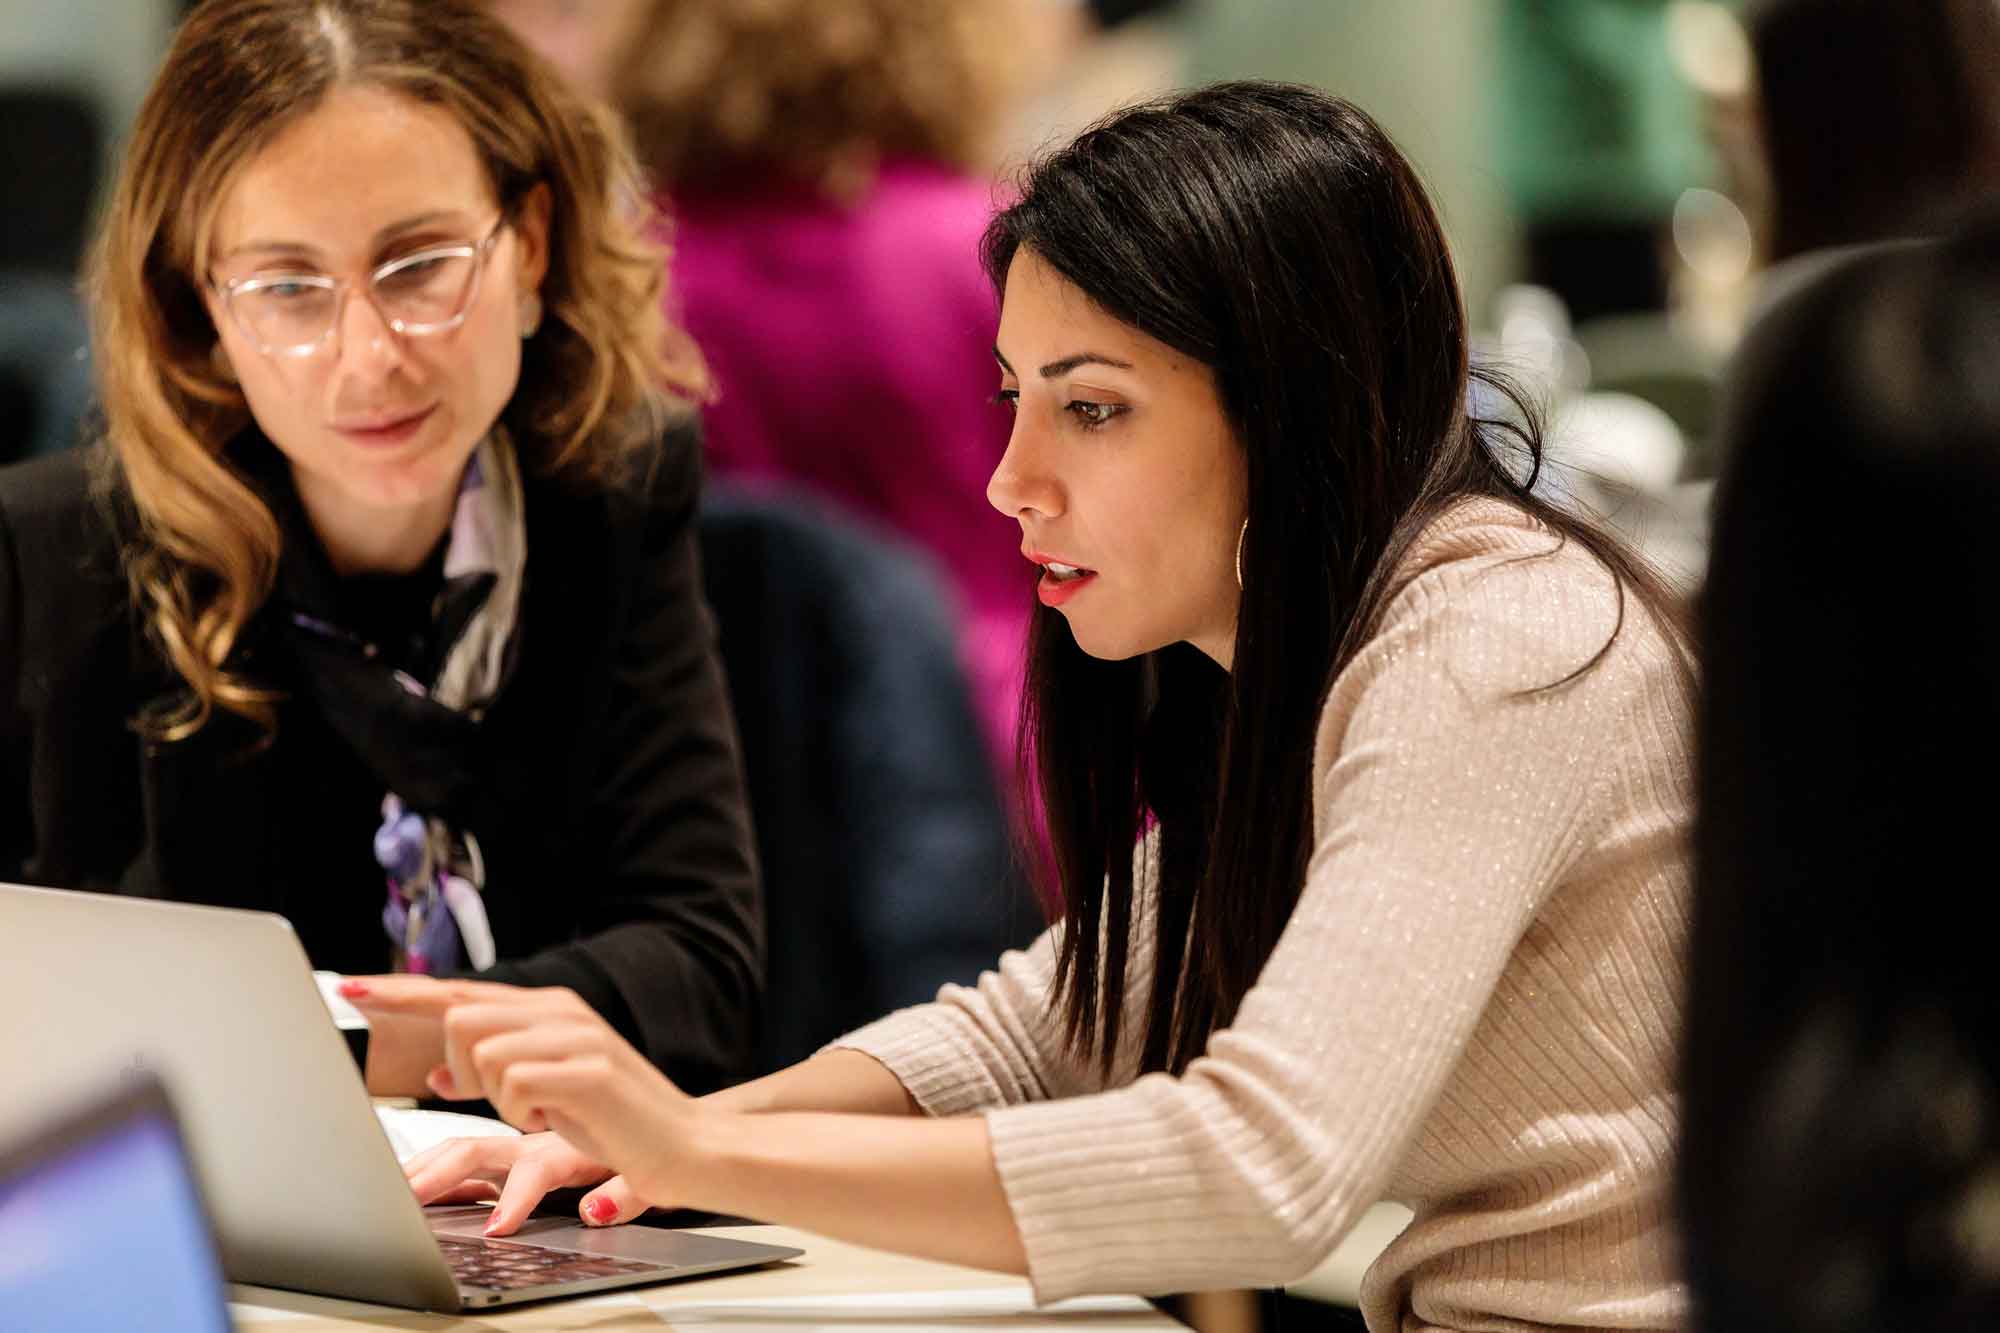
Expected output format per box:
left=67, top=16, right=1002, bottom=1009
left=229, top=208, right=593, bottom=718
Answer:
left=229, top=1225, right=1183, bottom=1331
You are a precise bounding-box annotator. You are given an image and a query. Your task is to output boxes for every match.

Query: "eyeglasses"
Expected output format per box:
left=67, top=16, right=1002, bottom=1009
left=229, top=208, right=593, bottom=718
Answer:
left=212, top=215, right=510, bottom=358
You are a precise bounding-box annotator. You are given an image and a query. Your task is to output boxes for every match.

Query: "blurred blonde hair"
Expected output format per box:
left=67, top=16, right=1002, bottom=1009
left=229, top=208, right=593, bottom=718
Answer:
left=611, top=0, right=1028, bottom=199
left=89, top=0, right=707, bottom=740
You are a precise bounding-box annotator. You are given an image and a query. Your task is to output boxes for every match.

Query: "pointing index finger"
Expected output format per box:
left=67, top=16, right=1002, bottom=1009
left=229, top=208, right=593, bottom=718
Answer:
left=338, top=975, right=502, bottom=1015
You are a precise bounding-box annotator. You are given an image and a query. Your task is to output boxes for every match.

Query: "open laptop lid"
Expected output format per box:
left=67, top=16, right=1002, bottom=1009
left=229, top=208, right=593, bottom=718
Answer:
left=0, top=883, right=802, bottom=1312
left=0, top=882, right=462, bottom=1310
left=0, top=1074, right=232, bottom=1331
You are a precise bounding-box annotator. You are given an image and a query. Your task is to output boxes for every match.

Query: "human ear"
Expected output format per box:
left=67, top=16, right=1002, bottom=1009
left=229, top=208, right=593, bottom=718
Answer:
left=510, top=182, right=553, bottom=300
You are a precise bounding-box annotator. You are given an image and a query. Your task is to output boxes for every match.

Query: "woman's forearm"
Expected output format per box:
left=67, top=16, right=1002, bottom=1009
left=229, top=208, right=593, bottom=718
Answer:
left=685, top=1052, right=1027, bottom=1271
left=676, top=1105, right=1028, bottom=1276
left=703, top=1048, right=923, bottom=1117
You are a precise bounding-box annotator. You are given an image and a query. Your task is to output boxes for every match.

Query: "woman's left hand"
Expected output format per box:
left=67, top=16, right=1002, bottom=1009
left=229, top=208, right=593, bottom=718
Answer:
left=341, top=977, right=697, bottom=1199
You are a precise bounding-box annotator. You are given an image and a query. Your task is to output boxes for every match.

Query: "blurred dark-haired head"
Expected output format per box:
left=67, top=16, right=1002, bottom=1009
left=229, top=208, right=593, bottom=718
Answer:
left=1746, top=0, right=2000, bottom=260
left=1686, top=218, right=2000, bottom=1331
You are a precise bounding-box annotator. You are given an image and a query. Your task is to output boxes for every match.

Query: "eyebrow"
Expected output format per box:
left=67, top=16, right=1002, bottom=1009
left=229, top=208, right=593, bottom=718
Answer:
left=992, top=347, right=1137, bottom=378
left=217, top=210, right=472, bottom=263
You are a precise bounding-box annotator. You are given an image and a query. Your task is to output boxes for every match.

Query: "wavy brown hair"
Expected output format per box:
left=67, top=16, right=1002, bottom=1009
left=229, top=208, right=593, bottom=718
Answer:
left=89, top=0, right=707, bottom=740
left=605, top=0, right=1027, bottom=199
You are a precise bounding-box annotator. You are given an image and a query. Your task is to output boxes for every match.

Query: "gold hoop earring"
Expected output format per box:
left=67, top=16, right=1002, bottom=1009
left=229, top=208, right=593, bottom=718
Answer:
left=1235, top=517, right=1247, bottom=590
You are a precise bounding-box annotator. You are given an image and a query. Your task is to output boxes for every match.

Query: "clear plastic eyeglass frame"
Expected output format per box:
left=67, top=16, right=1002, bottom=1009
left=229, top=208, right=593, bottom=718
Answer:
left=212, top=214, right=509, bottom=358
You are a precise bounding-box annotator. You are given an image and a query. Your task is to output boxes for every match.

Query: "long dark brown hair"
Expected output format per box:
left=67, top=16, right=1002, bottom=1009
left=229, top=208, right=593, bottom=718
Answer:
left=987, top=81, right=1691, bottom=1078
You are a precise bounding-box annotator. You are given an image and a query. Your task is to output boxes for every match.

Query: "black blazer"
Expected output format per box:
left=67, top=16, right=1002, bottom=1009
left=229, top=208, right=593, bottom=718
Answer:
left=0, top=426, right=762, bottom=1092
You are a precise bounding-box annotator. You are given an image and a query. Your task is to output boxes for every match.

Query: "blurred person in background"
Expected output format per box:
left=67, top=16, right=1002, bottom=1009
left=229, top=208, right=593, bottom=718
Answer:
left=1684, top=218, right=2000, bottom=1332
left=489, top=0, right=1049, bottom=1067
left=1662, top=0, right=2000, bottom=483
left=1506, top=0, right=2000, bottom=585
left=1740, top=0, right=2000, bottom=275
left=489, top=0, right=1038, bottom=772
left=359, top=81, right=1697, bottom=1333
left=0, top=0, right=761, bottom=1100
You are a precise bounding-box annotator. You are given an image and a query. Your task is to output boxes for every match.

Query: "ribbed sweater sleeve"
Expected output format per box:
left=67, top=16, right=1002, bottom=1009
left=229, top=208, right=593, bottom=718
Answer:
left=829, top=829, right=1162, bottom=1113
left=830, top=923, right=1079, bottom=1115
left=837, top=505, right=1692, bottom=1328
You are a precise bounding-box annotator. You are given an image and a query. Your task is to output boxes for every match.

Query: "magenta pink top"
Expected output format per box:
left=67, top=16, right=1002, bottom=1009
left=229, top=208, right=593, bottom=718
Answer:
left=658, top=160, right=1028, bottom=766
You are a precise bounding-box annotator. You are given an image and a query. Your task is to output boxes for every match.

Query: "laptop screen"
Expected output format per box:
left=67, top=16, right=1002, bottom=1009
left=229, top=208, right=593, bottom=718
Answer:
left=0, top=1087, right=232, bottom=1332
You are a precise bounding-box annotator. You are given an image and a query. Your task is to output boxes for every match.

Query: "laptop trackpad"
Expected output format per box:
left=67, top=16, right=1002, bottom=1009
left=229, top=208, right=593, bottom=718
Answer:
left=426, top=1208, right=751, bottom=1267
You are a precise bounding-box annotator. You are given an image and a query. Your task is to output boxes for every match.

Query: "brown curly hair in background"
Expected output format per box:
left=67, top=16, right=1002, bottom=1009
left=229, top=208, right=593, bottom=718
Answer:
left=610, top=0, right=1030, bottom=200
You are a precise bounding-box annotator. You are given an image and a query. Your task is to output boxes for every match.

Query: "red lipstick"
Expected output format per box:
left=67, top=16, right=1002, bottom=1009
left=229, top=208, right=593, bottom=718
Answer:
left=1036, top=570, right=1097, bottom=607
left=1024, top=549, right=1098, bottom=608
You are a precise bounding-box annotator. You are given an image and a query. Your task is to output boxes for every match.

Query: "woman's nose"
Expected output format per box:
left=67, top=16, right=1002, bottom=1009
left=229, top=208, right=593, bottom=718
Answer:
left=335, top=287, right=405, bottom=377
left=986, top=419, right=1062, bottom=521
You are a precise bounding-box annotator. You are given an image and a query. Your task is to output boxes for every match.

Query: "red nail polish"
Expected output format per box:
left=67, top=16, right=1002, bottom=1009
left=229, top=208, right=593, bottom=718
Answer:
left=585, top=1197, right=617, bottom=1224
left=337, top=980, right=370, bottom=998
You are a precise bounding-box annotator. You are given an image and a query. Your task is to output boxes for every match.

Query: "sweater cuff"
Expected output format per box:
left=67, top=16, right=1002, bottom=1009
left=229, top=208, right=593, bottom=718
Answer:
left=982, top=1080, right=1212, bottom=1306
left=823, top=1005, right=1015, bottom=1118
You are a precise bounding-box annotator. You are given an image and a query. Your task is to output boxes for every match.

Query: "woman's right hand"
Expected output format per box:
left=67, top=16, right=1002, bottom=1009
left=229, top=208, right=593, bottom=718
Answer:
left=403, top=1131, right=651, bottom=1235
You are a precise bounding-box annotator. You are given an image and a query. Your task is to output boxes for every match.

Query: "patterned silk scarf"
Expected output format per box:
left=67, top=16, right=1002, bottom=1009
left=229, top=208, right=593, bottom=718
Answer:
left=367, top=431, right=527, bottom=974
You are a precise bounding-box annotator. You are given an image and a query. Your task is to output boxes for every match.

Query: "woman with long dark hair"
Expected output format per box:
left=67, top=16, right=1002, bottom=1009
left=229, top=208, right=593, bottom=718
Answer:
left=356, top=81, right=1696, bottom=1331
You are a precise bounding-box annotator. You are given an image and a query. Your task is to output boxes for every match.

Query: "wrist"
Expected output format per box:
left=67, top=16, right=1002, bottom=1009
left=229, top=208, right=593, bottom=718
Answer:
left=700, top=1080, right=772, bottom=1117
left=641, top=1095, right=740, bottom=1213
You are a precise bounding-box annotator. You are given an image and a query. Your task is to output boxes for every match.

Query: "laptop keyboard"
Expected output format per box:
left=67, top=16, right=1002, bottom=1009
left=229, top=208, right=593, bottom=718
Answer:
left=436, top=1233, right=669, bottom=1291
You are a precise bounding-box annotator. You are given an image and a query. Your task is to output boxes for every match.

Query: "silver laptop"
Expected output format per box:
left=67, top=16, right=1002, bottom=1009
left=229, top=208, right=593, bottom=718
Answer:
left=0, top=882, right=801, bottom=1311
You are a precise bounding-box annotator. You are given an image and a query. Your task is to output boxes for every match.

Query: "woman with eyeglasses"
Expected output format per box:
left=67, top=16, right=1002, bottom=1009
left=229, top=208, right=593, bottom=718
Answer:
left=0, top=0, right=761, bottom=1099
left=356, top=81, right=1698, bottom=1331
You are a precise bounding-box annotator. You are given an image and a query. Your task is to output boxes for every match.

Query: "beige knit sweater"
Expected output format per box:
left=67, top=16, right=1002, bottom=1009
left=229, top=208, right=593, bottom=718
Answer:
left=835, top=500, right=1694, bottom=1332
